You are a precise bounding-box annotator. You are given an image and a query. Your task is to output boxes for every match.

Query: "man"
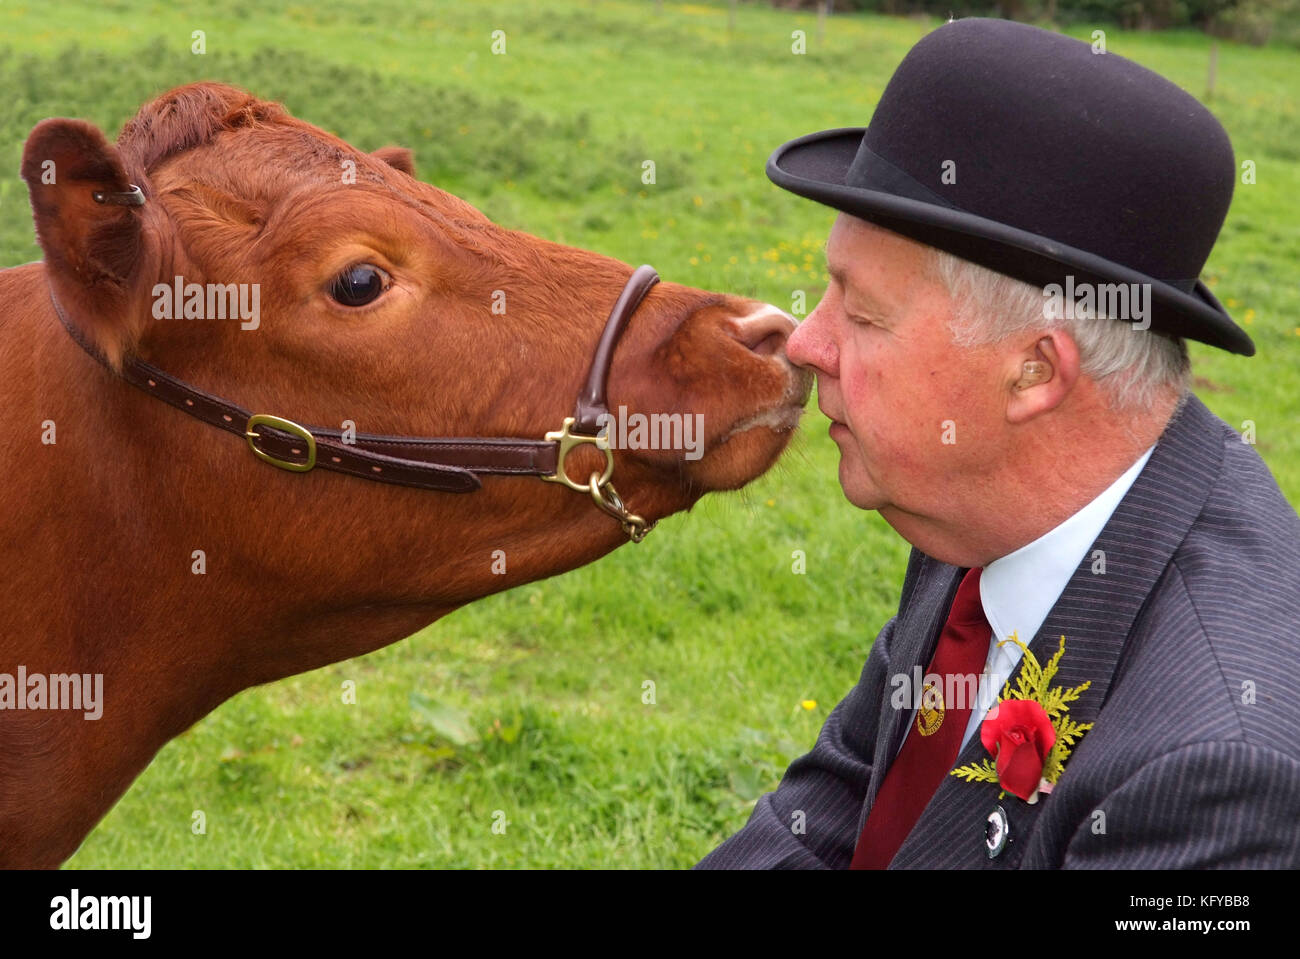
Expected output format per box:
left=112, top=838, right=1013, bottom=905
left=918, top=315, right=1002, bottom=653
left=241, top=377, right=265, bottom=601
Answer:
left=698, top=18, right=1300, bottom=869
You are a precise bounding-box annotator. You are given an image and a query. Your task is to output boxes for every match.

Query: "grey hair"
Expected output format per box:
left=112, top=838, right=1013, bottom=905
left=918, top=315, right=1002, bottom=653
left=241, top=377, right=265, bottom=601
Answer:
left=928, top=249, right=1191, bottom=414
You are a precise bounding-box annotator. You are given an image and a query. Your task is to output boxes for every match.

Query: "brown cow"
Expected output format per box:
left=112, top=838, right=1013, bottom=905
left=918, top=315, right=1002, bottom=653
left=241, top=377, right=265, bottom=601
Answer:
left=0, top=83, right=810, bottom=867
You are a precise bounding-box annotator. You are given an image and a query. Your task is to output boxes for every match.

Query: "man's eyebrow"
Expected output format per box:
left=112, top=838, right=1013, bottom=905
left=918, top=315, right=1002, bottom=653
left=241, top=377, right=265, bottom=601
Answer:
left=826, top=258, right=889, bottom=314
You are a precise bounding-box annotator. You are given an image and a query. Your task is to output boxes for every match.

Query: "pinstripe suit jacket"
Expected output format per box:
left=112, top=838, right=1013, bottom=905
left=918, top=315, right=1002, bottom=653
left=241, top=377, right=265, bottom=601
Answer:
left=697, top=393, right=1300, bottom=868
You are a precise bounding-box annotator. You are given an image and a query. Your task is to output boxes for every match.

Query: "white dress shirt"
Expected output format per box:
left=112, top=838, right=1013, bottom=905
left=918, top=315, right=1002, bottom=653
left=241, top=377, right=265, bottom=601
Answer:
left=894, top=444, right=1155, bottom=758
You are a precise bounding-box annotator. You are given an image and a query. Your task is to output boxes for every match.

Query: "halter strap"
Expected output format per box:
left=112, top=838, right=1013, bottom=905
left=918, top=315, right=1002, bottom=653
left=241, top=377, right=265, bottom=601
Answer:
left=572, top=265, right=660, bottom=434
left=48, top=262, right=660, bottom=540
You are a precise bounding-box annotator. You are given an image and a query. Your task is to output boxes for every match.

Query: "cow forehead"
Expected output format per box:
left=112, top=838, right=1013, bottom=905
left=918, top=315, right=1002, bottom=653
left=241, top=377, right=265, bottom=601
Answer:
left=151, top=144, right=482, bottom=250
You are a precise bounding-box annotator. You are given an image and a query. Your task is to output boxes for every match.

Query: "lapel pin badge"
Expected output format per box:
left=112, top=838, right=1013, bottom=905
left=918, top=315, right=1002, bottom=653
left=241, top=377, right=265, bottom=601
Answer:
left=985, top=804, right=1010, bottom=859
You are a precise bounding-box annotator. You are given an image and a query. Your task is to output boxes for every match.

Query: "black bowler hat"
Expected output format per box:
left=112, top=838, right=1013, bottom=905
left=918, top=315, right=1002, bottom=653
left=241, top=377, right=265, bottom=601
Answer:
left=768, top=18, right=1254, bottom=356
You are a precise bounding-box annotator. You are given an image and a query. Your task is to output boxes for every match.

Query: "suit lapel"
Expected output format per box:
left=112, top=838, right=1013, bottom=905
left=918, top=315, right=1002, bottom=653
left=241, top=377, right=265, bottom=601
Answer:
left=858, top=555, right=964, bottom=831
left=882, top=394, right=1225, bottom=867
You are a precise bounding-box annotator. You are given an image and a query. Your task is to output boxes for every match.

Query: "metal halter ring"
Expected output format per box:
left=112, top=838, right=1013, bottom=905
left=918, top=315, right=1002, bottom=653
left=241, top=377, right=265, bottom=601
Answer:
left=588, top=473, right=654, bottom=543
left=541, top=416, right=614, bottom=492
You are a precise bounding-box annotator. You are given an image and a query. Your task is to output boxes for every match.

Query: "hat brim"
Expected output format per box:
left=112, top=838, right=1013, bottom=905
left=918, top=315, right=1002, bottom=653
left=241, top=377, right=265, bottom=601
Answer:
left=768, top=128, right=1254, bottom=357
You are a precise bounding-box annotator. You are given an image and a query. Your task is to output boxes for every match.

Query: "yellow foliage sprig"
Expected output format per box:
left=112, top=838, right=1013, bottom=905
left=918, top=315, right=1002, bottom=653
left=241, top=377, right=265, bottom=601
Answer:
left=951, top=634, right=1094, bottom=790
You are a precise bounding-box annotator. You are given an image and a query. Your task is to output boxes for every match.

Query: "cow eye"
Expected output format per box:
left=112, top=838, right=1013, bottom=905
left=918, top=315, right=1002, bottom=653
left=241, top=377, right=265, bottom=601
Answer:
left=329, top=264, right=390, bottom=306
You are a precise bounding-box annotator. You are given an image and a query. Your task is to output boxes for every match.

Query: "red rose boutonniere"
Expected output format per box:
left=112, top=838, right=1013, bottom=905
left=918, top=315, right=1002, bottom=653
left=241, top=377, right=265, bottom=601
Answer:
left=980, top=699, right=1056, bottom=801
left=952, top=634, right=1094, bottom=804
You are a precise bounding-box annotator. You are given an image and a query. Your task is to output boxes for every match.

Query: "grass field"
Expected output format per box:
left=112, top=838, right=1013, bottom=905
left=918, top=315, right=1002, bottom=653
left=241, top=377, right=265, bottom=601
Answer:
left=1, top=0, right=1296, bottom=867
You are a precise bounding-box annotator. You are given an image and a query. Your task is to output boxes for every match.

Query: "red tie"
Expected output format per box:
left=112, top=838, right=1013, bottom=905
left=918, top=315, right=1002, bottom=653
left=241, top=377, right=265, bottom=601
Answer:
left=850, top=567, right=990, bottom=869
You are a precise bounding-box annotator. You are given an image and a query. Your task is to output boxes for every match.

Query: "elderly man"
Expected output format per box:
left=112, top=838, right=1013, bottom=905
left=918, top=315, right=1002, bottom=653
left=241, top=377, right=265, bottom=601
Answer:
left=698, top=18, right=1300, bottom=869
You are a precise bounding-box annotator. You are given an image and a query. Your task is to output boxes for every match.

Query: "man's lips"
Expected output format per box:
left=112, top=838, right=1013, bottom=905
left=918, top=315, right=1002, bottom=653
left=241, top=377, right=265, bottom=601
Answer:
left=823, top=408, right=851, bottom=439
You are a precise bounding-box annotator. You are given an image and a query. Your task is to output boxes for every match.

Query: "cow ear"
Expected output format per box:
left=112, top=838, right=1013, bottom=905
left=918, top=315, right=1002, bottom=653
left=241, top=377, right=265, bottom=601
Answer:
left=372, top=145, right=415, bottom=176
left=21, top=117, right=156, bottom=368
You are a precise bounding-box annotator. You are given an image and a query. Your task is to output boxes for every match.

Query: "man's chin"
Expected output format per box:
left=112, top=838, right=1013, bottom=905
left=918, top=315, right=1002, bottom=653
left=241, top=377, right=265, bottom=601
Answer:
left=843, top=491, right=888, bottom=512
left=831, top=439, right=891, bottom=510
left=837, top=467, right=887, bottom=512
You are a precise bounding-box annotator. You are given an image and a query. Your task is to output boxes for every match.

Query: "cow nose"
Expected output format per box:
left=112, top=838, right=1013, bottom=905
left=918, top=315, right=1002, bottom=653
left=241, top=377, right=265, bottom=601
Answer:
left=728, top=304, right=797, bottom=357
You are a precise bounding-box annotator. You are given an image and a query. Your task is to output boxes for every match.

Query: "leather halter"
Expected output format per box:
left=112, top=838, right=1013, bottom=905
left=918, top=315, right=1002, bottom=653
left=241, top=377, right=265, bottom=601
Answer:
left=49, top=214, right=662, bottom=542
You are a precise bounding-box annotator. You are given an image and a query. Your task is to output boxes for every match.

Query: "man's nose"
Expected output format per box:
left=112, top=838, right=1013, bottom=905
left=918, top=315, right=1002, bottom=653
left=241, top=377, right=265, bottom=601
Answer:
left=784, top=306, right=834, bottom=374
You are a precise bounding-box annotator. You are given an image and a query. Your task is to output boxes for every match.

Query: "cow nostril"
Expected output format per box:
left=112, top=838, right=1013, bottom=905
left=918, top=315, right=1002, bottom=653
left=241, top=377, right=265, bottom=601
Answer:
left=751, top=331, right=785, bottom=357
left=730, top=305, right=796, bottom=356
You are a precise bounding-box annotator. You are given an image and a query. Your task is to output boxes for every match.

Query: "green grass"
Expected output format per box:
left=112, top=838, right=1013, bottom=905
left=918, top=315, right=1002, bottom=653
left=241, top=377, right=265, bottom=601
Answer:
left=1, top=0, right=1296, bottom=867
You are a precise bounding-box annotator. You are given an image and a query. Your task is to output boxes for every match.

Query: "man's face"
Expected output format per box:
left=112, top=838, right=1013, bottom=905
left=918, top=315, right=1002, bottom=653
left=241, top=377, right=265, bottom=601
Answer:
left=786, top=215, right=1010, bottom=526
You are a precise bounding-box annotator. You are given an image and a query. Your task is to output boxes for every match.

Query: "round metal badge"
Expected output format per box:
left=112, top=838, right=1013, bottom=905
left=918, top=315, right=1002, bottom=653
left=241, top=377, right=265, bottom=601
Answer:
left=985, top=804, right=1010, bottom=859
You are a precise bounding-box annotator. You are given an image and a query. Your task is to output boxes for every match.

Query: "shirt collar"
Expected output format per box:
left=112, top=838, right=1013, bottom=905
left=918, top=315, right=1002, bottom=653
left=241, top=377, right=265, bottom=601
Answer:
left=979, top=444, right=1155, bottom=665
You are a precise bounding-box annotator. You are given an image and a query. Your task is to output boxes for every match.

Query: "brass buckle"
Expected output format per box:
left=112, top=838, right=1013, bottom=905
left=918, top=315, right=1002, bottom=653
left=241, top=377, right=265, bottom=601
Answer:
left=541, top=416, right=613, bottom=492
left=542, top=416, right=652, bottom=542
left=245, top=414, right=317, bottom=472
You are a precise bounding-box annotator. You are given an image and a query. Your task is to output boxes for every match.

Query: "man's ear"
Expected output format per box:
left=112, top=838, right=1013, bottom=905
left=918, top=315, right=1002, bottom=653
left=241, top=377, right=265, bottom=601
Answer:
left=1004, top=331, right=1079, bottom=425
left=21, top=117, right=157, bottom=368
left=372, top=145, right=415, bottom=176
